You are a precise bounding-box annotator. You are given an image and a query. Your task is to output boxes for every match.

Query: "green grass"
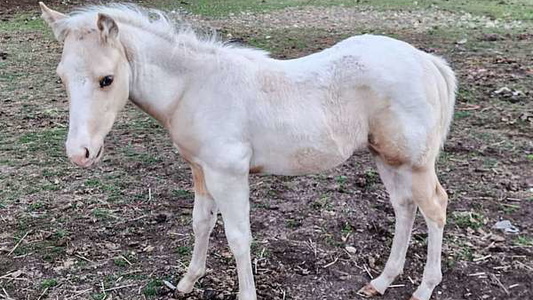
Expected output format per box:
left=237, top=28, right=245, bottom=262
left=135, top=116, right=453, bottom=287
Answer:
left=454, top=111, right=471, bottom=119
left=142, top=279, right=163, bottom=297
left=311, top=194, right=332, bottom=210
left=172, top=189, right=193, bottom=199
left=456, top=244, right=474, bottom=261
left=155, top=0, right=533, bottom=20
left=122, top=145, right=162, bottom=164
left=500, top=203, right=520, bottom=214
left=28, top=201, right=45, bottom=211
left=0, top=14, right=47, bottom=32
left=113, top=257, right=129, bottom=267
left=451, top=211, right=486, bottom=230
left=514, top=236, right=533, bottom=247
left=243, top=28, right=350, bottom=57
left=176, top=245, right=192, bottom=256
left=52, top=229, right=69, bottom=239
left=18, top=128, right=66, bottom=155
left=92, top=208, right=112, bottom=220
left=40, top=278, right=58, bottom=289
left=91, top=293, right=106, bottom=300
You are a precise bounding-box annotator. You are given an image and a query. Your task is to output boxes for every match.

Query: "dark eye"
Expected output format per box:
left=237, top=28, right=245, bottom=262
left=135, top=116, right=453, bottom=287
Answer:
left=99, top=75, right=114, bottom=88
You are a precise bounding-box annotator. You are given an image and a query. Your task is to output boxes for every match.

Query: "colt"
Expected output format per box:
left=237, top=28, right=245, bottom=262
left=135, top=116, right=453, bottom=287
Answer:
left=40, top=3, right=456, bottom=299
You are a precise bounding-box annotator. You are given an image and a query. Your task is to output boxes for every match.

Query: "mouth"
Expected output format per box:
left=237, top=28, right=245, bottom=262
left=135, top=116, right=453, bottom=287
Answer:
left=70, top=145, right=104, bottom=168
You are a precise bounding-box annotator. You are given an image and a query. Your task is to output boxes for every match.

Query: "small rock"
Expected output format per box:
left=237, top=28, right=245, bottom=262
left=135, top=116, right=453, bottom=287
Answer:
left=493, top=220, right=519, bottom=234
left=163, top=280, right=176, bottom=290
left=345, top=246, right=357, bottom=254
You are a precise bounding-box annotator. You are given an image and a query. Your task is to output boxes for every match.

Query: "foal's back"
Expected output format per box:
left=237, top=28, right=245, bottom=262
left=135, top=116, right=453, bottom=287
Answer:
left=247, top=35, right=444, bottom=175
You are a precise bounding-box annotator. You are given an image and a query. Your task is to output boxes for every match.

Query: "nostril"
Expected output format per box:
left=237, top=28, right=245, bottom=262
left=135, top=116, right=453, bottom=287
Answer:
left=84, top=147, right=90, bottom=159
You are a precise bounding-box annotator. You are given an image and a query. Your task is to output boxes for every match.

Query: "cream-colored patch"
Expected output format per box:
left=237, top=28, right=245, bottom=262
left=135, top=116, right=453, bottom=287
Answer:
left=191, top=163, right=209, bottom=196
left=368, top=102, right=410, bottom=167
left=411, top=168, right=448, bottom=227
left=290, top=147, right=346, bottom=174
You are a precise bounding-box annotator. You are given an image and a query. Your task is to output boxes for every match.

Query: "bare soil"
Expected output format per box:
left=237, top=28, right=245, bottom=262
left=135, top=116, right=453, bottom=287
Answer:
left=0, top=2, right=532, bottom=300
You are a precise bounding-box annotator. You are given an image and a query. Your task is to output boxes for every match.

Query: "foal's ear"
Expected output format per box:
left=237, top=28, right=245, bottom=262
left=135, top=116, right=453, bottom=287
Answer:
left=39, top=2, right=66, bottom=39
left=97, top=13, right=119, bottom=44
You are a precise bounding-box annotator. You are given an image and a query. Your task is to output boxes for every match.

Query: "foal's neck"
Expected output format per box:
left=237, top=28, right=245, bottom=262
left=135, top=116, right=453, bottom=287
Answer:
left=120, top=24, right=218, bottom=127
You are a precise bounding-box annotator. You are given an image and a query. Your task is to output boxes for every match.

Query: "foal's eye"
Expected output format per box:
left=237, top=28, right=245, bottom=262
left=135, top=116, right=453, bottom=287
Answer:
left=99, top=75, right=114, bottom=88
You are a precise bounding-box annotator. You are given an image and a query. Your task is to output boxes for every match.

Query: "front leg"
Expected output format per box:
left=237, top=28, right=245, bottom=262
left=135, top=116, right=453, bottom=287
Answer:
left=178, top=164, right=218, bottom=293
left=202, top=154, right=256, bottom=300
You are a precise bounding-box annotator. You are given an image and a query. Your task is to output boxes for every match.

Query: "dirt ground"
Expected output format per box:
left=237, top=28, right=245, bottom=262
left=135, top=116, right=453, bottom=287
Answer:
left=0, top=1, right=532, bottom=300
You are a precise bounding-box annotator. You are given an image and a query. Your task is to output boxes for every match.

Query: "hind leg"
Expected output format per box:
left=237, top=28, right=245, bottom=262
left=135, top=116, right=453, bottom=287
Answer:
left=410, top=166, right=448, bottom=300
left=359, top=159, right=417, bottom=297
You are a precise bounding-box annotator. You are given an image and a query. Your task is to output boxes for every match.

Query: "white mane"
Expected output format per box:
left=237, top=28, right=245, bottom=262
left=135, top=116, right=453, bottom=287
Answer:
left=53, top=4, right=269, bottom=58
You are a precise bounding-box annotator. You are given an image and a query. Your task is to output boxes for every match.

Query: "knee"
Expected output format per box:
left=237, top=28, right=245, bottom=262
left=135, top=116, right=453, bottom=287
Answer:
left=193, top=221, right=209, bottom=235
left=193, top=215, right=216, bottom=235
left=415, top=183, right=448, bottom=228
left=226, top=230, right=252, bottom=257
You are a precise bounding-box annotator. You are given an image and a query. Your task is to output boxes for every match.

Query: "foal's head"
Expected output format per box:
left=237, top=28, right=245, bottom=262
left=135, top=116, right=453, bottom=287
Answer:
left=40, top=2, right=130, bottom=167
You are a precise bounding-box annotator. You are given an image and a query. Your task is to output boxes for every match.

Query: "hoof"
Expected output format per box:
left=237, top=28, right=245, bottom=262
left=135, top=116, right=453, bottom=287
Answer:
left=409, top=297, right=420, bottom=300
left=358, top=284, right=381, bottom=297
left=176, top=277, right=194, bottom=294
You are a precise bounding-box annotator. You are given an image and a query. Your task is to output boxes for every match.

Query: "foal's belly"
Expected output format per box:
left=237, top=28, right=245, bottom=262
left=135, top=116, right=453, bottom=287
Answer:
left=249, top=132, right=361, bottom=176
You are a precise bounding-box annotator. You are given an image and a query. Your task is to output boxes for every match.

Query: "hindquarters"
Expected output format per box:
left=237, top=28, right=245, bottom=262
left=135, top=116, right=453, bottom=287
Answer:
left=368, top=52, right=456, bottom=170
left=362, top=51, right=455, bottom=300
left=367, top=51, right=455, bottom=223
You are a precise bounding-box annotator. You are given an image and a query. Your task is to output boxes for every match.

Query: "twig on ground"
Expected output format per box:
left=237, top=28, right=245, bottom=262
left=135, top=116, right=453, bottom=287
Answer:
left=101, top=281, right=107, bottom=300
left=1, top=288, right=11, bottom=300
left=8, top=231, right=31, bottom=255
left=323, top=256, right=340, bottom=268
left=13, top=252, right=33, bottom=259
left=115, top=214, right=149, bottom=225
left=104, top=284, right=138, bottom=292
left=491, top=273, right=510, bottom=295
left=473, top=254, right=492, bottom=262
left=75, top=253, right=95, bottom=264
left=68, top=288, right=92, bottom=299
left=363, top=264, right=373, bottom=279
left=120, top=255, right=133, bottom=266
left=0, top=271, right=19, bottom=280
left=36, top=287, right=48, bottom=300
left=516, top=261, right=533, bottom=271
